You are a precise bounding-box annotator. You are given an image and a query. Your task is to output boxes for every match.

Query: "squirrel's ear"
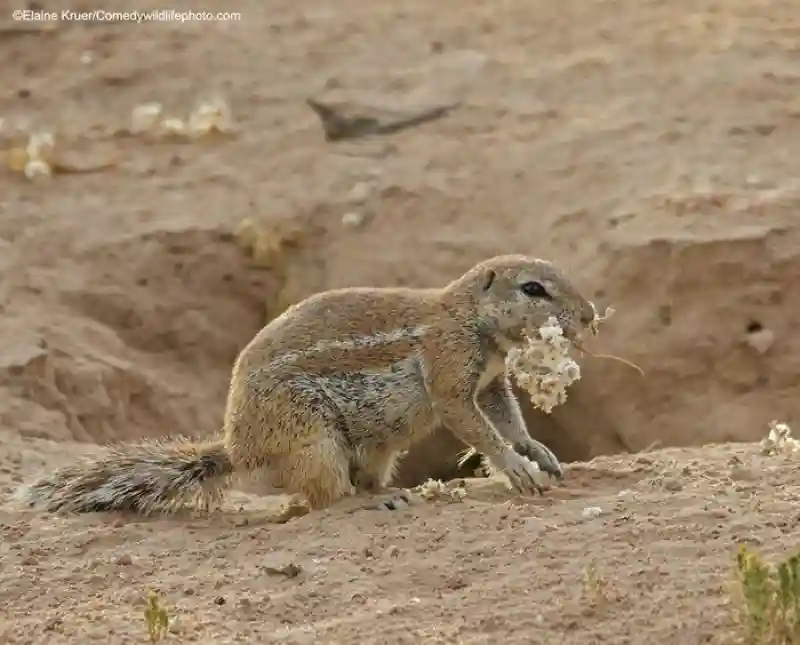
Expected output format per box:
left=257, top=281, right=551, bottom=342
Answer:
left=481, top=269, right=496, bottom=292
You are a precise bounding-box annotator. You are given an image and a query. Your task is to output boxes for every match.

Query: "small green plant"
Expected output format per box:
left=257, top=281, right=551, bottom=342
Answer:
left=144, top=590, right=169, bottom=642
left=582, top=559, right=609, bottom=605
left=735, top=544, right=800, bottom=644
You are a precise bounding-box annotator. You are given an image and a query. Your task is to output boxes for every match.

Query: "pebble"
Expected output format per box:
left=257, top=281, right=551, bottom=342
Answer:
left=114, top=553, right=133, bottom=566
left=744, top=327, right=775, bottom=354
left=341, top=212, right=365, bottom=228
left=347, top=182, right=371, bottom=203
left=581, top=506, right=603, bottom=519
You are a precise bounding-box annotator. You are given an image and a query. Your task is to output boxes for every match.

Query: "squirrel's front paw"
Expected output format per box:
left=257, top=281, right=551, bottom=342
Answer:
left=495, top=449, right=549, bottom=496
left=513, top=439, right=563, bottom=481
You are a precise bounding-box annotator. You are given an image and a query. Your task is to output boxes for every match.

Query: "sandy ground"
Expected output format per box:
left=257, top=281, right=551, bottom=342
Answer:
left=3, top=439, right=800, bottom=644
left=1, top=0, right=799, bottom=642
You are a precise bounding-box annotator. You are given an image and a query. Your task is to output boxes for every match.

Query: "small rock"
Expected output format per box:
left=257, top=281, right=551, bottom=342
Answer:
left=341, top=212, right=365, bottom=228
left=114, top=553, right=133, bottom=566
left=347, top=182, right=371, bottom=203
left=168, top=616, right=183, bottom=634
left=214, top=596, right=226, bottom=606
left=753, top=124, right=776, bottom=136
left=581, top=506, right=603, bottom=519
left=263, top=562, right=303, bottom=578
left=662, top=477, right=684, bottom=492
left=271, top=500, right=311, bottom=524
left=738, top=535, right=764, bottom=546
left=43, top=616, right=63, bottom=632
left=307, top=96, right=460, bottom=142
left=744, top=328, right=775, bottom=354
left=362, top=546, right=374, bottom=558
left=745, top=175, right=773, bottom=189
left=445, top=575, right=467, bottom=590
left=385, top=545, right=400, bottom=558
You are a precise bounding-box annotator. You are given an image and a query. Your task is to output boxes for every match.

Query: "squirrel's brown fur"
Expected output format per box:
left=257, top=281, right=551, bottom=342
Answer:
left=16, top=255, right=595, bottom=515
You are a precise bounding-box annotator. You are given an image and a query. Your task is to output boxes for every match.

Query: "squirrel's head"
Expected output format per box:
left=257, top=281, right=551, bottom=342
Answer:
left=448, top=255, right=596, bottom=348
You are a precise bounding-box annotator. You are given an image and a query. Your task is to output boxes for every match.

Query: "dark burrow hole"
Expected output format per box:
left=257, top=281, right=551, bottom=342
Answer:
left=746, top=320, right=763, bottom=334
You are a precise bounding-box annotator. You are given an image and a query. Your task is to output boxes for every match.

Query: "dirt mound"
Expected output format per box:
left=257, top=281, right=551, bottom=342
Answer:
left=571, top=223, right=799, bottom=451
left=0, top=225, right=286, bottom=446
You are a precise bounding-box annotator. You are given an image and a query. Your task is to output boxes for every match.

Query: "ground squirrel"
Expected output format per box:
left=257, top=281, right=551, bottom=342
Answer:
left=17, top=254, right=596, bottom=516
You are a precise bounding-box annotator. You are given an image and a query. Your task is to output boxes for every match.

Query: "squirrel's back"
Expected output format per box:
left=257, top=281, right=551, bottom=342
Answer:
left=234, top=285, right=447, bottom=375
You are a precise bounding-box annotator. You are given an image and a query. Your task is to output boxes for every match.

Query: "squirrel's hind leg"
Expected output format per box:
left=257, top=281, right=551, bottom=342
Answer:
left=350, top=446, right=414, bottom=511
left=280, top=434, right=356, bottom=511
left=229, top=376, right=356, bottom=511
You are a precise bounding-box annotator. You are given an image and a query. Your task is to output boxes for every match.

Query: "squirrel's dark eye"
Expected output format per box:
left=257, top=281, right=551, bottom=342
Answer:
left=520, top=281, right=551, bottom=299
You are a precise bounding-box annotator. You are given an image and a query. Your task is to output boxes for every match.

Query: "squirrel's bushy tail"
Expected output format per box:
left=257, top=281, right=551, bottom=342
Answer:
left=15, top=437, right=234, bottom=516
